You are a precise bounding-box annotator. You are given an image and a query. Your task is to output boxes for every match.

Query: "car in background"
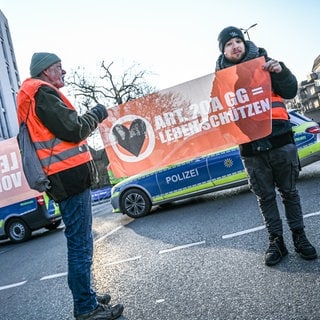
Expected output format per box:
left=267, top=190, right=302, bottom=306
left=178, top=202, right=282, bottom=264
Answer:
left=91, top=186, right=111, bottom=204
left=111, top=110, right=320, bottom=218
left=0, top=193, right=61, bottom=243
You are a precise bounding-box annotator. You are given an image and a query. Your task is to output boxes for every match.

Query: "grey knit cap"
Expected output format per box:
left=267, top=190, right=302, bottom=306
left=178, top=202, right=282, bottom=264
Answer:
left=29, top=52, right=61, bottom=77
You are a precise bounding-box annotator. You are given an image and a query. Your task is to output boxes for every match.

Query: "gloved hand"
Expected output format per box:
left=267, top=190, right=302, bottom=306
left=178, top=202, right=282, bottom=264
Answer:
left=90, top=104, right=108, bottom=122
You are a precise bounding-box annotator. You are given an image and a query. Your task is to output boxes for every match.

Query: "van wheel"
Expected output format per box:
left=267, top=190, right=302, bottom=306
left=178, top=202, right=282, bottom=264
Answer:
left=7, top=219, right=31, bottom=243
left=120, top=188, right=151, bottom=218
left=45, top=220, right=62, bottom=231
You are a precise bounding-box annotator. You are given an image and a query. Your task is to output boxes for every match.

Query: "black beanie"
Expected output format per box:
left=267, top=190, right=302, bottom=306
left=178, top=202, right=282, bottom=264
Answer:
left=29, top=52, right=61, bottom=77
left=218, top=26, right=245, bottom=52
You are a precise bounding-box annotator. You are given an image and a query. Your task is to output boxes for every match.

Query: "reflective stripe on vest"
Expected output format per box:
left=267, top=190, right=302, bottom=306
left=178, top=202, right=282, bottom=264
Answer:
left=39, top=143, right=90, bottom=168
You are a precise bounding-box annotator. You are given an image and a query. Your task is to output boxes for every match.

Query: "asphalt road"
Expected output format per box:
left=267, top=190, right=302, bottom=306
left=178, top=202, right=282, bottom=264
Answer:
left=1, top=162, right=320, bottom=320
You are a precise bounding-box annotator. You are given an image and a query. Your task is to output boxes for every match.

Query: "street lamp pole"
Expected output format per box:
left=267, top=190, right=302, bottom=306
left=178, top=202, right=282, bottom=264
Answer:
left=240, top=23, right=258, bottom=40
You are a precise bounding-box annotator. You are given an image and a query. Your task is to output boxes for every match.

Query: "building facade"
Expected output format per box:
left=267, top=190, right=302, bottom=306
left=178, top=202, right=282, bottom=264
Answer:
left=0, top=10, right=20, bottom=140
left=296, top=54, right=320, bottom=121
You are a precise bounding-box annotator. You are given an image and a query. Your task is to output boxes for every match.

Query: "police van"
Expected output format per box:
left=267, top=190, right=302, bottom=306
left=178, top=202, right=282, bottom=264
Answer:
left=0, top=137, right=62, bottom=243
left=0, top=193, right=61, bottom=243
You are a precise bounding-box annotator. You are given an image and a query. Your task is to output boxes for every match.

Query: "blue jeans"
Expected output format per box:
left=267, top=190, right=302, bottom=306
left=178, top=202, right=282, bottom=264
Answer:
left=59, top=188, right=98, bottom=317
left=242, top=143, right=304, bottom=236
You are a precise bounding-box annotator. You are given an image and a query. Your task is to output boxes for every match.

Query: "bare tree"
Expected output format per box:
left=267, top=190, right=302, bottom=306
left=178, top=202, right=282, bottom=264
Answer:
left=63, top=61, right=157, bottom=185
left=65, top=61, right=156, bottom=110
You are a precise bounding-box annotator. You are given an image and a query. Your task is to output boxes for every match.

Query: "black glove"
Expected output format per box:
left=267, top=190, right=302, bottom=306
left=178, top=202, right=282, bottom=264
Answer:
left=90, top=104, right=108, bottom=122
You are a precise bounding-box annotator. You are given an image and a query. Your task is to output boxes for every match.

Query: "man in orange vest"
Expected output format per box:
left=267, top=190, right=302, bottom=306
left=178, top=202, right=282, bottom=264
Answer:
left=215, top=27, right=317, bottom=266
left=17, top=52, right=124, bottom=320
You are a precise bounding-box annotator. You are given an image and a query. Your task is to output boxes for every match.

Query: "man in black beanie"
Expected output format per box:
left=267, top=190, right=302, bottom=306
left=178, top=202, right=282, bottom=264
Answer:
left=217, top=26, right=245, bottom=53
left=17, top=53, right=124, bottom=319
left=215, top=27, right=317, bottom=266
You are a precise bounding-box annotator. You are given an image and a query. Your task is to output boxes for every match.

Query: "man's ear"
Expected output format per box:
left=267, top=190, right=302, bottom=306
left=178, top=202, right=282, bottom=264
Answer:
left=42, top=68, right=49, bottom=76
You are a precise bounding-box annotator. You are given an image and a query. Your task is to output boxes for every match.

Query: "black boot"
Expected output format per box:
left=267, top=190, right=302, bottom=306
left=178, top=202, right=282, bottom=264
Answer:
left=292, top=229, right=317, bottom=260
left=97, top=293, right=111, bottom=305
left=265, top=234, right=288, bottom=266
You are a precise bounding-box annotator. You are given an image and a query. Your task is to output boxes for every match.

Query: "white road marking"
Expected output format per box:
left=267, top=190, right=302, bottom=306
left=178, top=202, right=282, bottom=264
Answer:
left=222, top=225, right=265, bottom=239
left=0, top=281, right=27, bottom=291
left=158, top=240, right=206, bottom=254
left=2, top=211, right=319, bottom=292
left=222, top=211, right=320, bottom=239
left=156, top=299, right=165, bottom=303
left=106, top=255, right=142, bottom=266
left=40, top=272, right=67, bottom=280
left=95, top=225, right=123, bottom=244
left=304, top=210, right=320, bottom=218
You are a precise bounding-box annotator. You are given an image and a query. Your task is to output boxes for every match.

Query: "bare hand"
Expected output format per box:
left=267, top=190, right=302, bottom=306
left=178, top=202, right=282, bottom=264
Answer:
left=263, top=59, right=282, bottom=73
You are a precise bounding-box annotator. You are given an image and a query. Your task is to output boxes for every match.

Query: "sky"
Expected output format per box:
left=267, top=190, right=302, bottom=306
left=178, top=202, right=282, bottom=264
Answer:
left=1, top=0, right=319, bottom=92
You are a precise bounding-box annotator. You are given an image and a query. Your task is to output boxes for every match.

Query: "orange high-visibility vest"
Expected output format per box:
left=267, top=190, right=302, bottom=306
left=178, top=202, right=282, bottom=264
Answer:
left=17, top=78, right=92, bottom=176
left=271, top=93, right=289, bottom=121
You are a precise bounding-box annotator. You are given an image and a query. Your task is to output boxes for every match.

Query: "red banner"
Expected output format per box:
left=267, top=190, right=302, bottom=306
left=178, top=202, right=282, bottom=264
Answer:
left=99, top=57, right=271, bottom=178
left=0, top=137, right=40, bottom=207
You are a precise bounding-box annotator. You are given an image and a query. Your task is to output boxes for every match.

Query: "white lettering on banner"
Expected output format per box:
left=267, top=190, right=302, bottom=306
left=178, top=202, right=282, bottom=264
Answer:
left=190, top=100, right=212, bottom=122
left=0, top=172, right=22, bottom=192
left=157, top=98, right=270, bottom=143
left=154, top=108, right=185, bottom=130
left=165, top=168, right=199, bottom=184
left=0, top=152, right=19, bottom=174
left=0, top=152, right=23, bottom=192
left=224, top=88, right=250, bottom=107
left=158, top=119, right=203, bottom=143
left=153, top=84, right=270, bottom=146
